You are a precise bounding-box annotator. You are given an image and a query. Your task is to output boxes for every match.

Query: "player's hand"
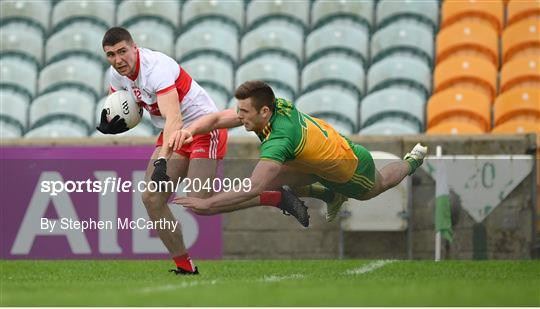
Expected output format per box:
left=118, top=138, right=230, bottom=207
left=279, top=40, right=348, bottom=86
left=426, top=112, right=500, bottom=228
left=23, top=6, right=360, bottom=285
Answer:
left=172, top=196, right=210, bottom=210
left=151, top=158, right=170, bottom=184
left=96, top=109, right=129, bottom=134
left=168, top=129, right=193, bottom=151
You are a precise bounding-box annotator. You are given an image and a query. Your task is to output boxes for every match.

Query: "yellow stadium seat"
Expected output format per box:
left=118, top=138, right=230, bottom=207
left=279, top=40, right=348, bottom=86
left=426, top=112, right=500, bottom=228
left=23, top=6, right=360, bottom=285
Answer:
left=500, top=56, right=540, bottom=93
left=436, top=20, right=499, bottom=66
left=427, top=120, right=485, bottom=135
left=494, top=87, right=540, bottom=126
left=507, top=0, right=540, bottom=26
left=502, top=19, right=540, bottom=63
left=491, top=119, right=540, bottom=134
left=441, top=0, right=504, bottom=33
left=427, top=87, right=491, bottom=132
left=433, top=55, right=498, bottom=100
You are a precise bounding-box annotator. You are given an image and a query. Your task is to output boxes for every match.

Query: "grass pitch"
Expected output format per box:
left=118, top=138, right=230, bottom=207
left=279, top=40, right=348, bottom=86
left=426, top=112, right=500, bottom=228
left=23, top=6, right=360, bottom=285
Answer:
left=1, top=260, right=539, bottom=306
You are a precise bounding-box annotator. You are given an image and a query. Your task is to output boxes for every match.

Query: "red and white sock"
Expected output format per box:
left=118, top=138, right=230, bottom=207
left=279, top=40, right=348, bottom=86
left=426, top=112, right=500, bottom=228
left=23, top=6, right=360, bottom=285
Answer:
left=173, top=253, right=196, bottom=272
left=260, top=191, right=282, bottom=207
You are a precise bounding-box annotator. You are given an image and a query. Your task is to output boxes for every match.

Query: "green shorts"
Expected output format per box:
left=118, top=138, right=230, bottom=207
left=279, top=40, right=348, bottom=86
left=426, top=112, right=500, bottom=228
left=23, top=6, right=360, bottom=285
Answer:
left=317, top=141, right=376, bottom=199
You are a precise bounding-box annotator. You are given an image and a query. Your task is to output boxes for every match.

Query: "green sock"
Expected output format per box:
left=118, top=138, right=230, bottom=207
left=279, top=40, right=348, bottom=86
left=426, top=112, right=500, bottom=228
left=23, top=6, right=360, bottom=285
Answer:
left=405, top=158, right=422, bottom=175
left=296, top=184, right=335, bottom=203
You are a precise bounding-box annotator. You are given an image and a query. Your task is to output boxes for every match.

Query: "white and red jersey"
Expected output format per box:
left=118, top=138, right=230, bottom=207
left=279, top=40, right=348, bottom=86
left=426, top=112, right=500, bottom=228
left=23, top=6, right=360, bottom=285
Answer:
left=108, top=47, right=218, bottom=129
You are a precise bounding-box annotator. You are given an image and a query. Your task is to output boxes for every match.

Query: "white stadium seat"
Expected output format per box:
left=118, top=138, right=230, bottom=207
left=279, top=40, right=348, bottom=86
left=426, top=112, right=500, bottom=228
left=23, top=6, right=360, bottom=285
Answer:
left=359, top=120, right=420, bottom=135
left=1, top=54, right=38, bottom=98
left=317, top=114, right=355, bottom=135
left=30, top=89, right=95, bottom=132
left=241, top=22, right=303, bottom=64
left=24, top=121, right=88, bottom=138
left=305, top=22, right=369, bottom=66
left=182, top=56, right=234, bottom=94
left=301, top=55, right=365, bottom=98
left=38, top=56, right=103, bottom=99
left=126, top=19, right=175, bottom=57
left=295, top=88, right=359, bottom=130
left=182, top=0, right=244, bottom=32
left=367, top=55, right=431, bottom=100
left=0, top=121, right=23, bottom=138
left=176, top=21, right=239, bottom=64
left=0, top=86, right=29, bottom=136
left=311, top=0, right=374, bottom=30
left=247, top=0, right=309, bottom=33
left=117, top=0, right=179, bottom=28
left=45, top=20, right=107, bottom=64
left=51, top=0, right=115, bottom=29
left=203, top=86, right=229, bottom=111
left=0, top=21, right=44, bottom=65
left=236, top=54, right=299, bottom=99
left=371, top=21, right=434, bottom=67
left=0, top=0, right=51, bottom=34
left=376, top=0, right=439, bottom=33
left=360, top=88, right=425, bottom=133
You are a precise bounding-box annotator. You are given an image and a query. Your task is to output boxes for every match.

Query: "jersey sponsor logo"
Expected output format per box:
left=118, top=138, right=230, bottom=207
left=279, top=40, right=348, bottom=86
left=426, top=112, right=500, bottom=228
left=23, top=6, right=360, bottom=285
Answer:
left=193, top=148, right=206, bottom=153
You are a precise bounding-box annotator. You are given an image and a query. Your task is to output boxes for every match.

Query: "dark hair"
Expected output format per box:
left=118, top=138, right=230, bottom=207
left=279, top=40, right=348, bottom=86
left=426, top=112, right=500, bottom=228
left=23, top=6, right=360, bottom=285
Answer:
left=234, top=80, right=275, bottom=112
left=102, top=27, right=134, bottom=47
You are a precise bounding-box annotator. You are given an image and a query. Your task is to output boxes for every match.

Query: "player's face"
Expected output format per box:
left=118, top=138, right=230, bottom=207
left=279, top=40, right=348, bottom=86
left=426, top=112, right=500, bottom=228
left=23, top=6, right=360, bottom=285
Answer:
left=103, top=41, right=137, bottom=76
left=236, top=98, right=268, bottom=132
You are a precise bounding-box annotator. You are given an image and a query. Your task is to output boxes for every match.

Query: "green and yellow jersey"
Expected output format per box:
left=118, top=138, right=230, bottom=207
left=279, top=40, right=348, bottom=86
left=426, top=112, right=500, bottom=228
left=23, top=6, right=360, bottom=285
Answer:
left=257, top=98, right=358, bottom=184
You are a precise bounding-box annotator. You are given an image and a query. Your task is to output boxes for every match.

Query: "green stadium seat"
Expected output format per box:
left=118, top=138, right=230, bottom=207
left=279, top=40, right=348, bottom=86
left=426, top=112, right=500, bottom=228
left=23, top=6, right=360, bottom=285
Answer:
left=24, top=121, right=88, bottom=138
left=311, top=0, right=374, bottom=31
left=246, top=0, right=309, bottom=34
left=182, top=56, right=234, bottom=100
left=0, top=0, right=51, bottom=34
left=0, top=86, right=29, bottom=137
left=124, top=19, right=175, bottom=57
left=0, top=20, right=44, bottom=65
left=376, top=0, right=439, bottom=33
left=117, top=0, right=179, bottom=28
left=359, top=120, right=420, bottom=135
left=241, top=22, right=303, bottom=65
left=52, top=0, right=115, bottom=29
left=0, top=53, right=38, bottom=98
left=182, top=0, right=244, bottom=33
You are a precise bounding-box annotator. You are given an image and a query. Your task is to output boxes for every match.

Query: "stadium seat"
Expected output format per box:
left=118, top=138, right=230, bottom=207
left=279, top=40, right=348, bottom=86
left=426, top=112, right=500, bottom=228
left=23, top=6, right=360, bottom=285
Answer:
left=0, top=20, right=44, bottom=65
left=45, top=20, right=107, bottom=64
left=236, top=54, right=299, bottom=99
left=436, top=20, right=499, bottom=67
left=367, top=55, right=431, bottom=100
left=246, top=0, right=309, bottom=33
left=29, top=88, right=95, bottom=136
left=182, top=0, right=244, bottom=33
left=24, top=121, right=89, bottom=138
left=0, top=53, right=38, bottom=98
left=441, top=0, right=504, bottom=33
left=241, top=22, right=303, bottom=65
left=311, top=0, right=374, bottom=31
left=125, top=19, right=175, bottom=57
left=117, top=0, right=179, bottom=28
left=175, top=20, right=238, bottom=65
left=359, top=120, right=420, bottom=135
left=0, top=121, right=23, bottom=138
left=371, top=20, right=434, bottom=67
left=494, top=87, right=540, bottom=126
left=295, top=88, right=358, bottom=131
left=491, top=119, right=540, bottom=134
left=0, top=0, right=51, bottom=34
left=500, top=56, right=540, bottom=93
left=301, top=55, right=365, bottom=99
left=319, top=114, right=355, bottom=135
left=427, top=87, right=491, bottom=132
left=38, top=56, right=103, bottom=100
left=0, top=86, right=29, bottom=137
left=433, top=55, right=497, bottom=101
left=376, top=0, right=439, bottom=33
left=182, top=56, right=234, bottom=95
left=506, top=0, right=540, bottom=26
left=360, top=88, right=424, bottom=133
left=203, top=86, right=230, bottom=111
left=502, top=19, right=540, bottom=64
left=51, top=0, right=115, bottom=29
left=228, top=126, right=259, bottom=138
left=426, top=120, right=485, bottom=135
left=305, top=22, right=369, bottom=67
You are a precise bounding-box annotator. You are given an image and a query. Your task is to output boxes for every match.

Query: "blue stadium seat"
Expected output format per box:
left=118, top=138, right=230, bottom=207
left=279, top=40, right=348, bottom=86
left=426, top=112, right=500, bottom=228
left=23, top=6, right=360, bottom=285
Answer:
left=0, top=20, right=44, bottom=65
left=246, top=0, right=309, bottom=34
left=360, top=88, right=425, bottom=134
left=51, top=0, right=115, bottom=29
left=305, top=22, right=369, bottom=68
left=182, top=56, right=234, bottom=99
left=367, top=54, right=431, bottom=100
left=125, top=19, right=175, bottom=57
left=38, top=56, right=103, bottom=101
left=0, top=53, right=38, bottom=98
left=117, top=0, right=179, bottom=28
left=371, top=20, right=434, bottom=67
left=1, top=0, right=51, bottom=34
left=0, top=86, right=29, bottom=138
left=236, top=54, right=299, bottom=100
left=295, top=88, right=359, bottom=132
left=376, top=0, right=439, bottom=33
left=311, top=0, right=374, bottom=31
left=301, top=55, right=365, bottom=100
left=182, top=0, right=244, bottom=34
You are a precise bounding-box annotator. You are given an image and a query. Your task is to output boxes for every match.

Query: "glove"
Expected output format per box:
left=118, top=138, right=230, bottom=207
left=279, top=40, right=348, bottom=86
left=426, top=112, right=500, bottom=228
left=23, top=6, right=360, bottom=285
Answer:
left=151, top=158, right=170, bottom=183
left=96, top=109, right=129, bottom=134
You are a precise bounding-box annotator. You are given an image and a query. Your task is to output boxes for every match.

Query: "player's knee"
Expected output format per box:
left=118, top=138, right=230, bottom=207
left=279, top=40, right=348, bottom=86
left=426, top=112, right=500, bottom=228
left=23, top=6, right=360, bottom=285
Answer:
left=141, top=191, right=166, bottom=211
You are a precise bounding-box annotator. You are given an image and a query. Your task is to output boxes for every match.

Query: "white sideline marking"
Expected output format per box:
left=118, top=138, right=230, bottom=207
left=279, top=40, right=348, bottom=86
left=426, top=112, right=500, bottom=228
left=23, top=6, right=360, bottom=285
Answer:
left=140, top=279, right=218, bottom=293
left=344, top=260, right=396, bottom=275
left=260, top=274, right=304, bottom=283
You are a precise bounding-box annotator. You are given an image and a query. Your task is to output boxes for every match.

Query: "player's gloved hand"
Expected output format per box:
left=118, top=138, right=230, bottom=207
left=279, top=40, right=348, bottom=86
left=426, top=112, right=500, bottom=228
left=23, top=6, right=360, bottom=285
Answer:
left=151, top=158, right=170, bottom=183
left=96, top=109, right=129, bottom=134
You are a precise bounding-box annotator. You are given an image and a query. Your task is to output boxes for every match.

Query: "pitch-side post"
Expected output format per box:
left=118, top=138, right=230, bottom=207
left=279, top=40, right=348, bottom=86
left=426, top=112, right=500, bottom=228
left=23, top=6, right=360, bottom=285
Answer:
left=435, top=145, right=442, bottom=262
